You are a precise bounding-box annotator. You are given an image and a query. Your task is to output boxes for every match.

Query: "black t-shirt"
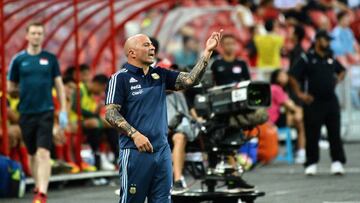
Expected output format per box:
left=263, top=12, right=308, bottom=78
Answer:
left=289, top=49, right=346, bottom=100
left=289, top=43, right=304, bottom=69
left=210, top=57, right=251, bottom=86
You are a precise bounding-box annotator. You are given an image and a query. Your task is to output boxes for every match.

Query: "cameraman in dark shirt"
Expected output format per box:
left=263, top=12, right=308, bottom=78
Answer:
left=209, top=33, right=254, bottom=192
left=211, top=34, right=251, bottom=85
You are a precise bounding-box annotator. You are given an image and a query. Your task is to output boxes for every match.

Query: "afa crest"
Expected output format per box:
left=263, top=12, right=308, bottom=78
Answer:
left=151, top=73, right=160, bottom=80
left=129, top=186, right=136, bottom=194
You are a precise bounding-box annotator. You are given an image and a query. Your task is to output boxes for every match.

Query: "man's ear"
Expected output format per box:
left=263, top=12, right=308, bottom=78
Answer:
left=129, top=49, right=136, bottom=58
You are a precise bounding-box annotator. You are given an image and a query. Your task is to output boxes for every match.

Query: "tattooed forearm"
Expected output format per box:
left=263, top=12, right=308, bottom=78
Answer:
left=105, top=104, right=137, bottom=137
left=175, top=56, right=209, bottom=90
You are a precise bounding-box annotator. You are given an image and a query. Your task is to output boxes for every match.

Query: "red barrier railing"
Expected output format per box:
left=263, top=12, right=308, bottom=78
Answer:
left=110, top=0, right=116, bottom=74
left=18, top=1, right=74, bottom=50
left=42, top=0, right=99, bottom=48
left=5, top=0, right=48, bottom=20
left=4, top=0, right=66, bottom=43
left=1, top=0, right=9, bottom=156
left=72, top=0, right=83, bottom=170
left=154, top=4, right=171, bottom=38
left=78, top=0, right=142, bottom=74
left=57, top=1, right=109, bottom=58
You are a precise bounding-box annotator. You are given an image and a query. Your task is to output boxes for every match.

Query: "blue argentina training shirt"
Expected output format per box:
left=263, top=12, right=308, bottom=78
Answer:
left=7, top=50, right=61, bottom=114
left=105, top=63, right=180, bottom=151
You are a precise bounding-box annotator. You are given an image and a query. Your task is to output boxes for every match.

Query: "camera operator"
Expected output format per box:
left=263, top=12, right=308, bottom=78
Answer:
left=211, top=34, right=251, bottom=86
left=209, top=33, right=254, bottom=192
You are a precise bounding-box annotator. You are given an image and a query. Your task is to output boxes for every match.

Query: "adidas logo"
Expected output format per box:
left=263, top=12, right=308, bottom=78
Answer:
left=129, top=77, right=138, bottom=83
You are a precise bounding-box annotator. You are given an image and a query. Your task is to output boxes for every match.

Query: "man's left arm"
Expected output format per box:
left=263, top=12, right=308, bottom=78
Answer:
left=55, top=76, right=68, bottom=129
left=174, top=30, right=222, bottom=90
left=334, top=60, right=346, bottom=84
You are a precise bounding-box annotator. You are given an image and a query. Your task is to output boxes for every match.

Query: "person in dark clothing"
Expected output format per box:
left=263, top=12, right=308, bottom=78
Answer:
left=289, top=30, right=346, bottom=176
left=7, top=22, right=68, bottom=202
left=105, top=31, right=222, bottom=202
left=208, top=33, right=255, bottom=192
left=289, top=25, right=305, bottom=68
left=211, top=34, right=250, bottom=86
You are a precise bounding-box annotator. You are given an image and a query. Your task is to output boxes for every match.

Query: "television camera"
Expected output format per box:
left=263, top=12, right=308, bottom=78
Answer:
left=185, top=79, right=271, bottom=193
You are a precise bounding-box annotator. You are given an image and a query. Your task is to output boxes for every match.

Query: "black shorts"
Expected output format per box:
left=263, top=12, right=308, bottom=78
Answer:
left=19, top=111, right=54, bottom=155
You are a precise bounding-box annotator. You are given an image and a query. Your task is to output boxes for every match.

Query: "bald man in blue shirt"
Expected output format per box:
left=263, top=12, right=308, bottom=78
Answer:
left=105, top=30, right=222, bottom=203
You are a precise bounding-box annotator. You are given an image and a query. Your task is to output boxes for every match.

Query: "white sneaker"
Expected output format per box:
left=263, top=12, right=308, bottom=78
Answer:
left=100, top=153, right=116, bottom=171
left=319, top=140, right=329, bottom=149
left=305, top=164, right=317, bottom=176
left=331, top=161, right=345, bottom=175
left=295, top=149, right=306, bottom=164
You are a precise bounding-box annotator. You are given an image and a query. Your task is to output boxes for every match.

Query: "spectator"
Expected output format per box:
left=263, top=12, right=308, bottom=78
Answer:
left=234, top=0, right=255, bottom=28
left=257, top=0, right=280, bottom=21
left=306, top=0, right=348, bottom=12
left=289, top=30, right=347, bottom=176
left=54, top=76, right=80, bottom=173
left=72, top=72, right=116, bottom=171
left=289, top=25, right=305, bottom=68
left=0, top=86, right=31, bottom=176
left=331, top=11, right=357, bottom=57
left=254, top=19, right=285, bottom=68
left=274, top=0, right=309, bottom=25
left=59, top=75, right=100, bottom=173
left=269, top=69, right=306, bottom=164
left=345, top=0, right=360, bottom=8
left=172, top=35, right=199, bottom=70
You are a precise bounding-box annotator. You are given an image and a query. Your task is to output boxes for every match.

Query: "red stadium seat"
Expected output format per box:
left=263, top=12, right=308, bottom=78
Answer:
left=181, top=0, right=196, bottom=7
left=213, top=0, right=229, bottom=6
left=325, top=10, right=337, bottom=28
left=214, top=12, right=233, bottom=26
left=350, top=20, right=360, bottom=42
left=308, top=11, right=328, bottom=28
left=304, top=25, right=316, bottom=40
left=196, top=0, right=212, bottom=7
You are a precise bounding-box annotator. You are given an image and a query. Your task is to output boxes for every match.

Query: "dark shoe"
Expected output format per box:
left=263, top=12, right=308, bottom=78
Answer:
left=171, top=180, right=188, bottom=195
left=51, top=160, right=73, bottom=174
left=226, top=177, right=255, bottom=193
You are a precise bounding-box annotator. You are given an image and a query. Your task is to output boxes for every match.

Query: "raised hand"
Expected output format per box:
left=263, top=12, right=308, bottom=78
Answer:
left=205, top=29, right=223, bottom=52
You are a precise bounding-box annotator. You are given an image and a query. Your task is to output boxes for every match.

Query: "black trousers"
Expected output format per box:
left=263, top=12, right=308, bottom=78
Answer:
left=303, top=97, right=346, bottom=167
